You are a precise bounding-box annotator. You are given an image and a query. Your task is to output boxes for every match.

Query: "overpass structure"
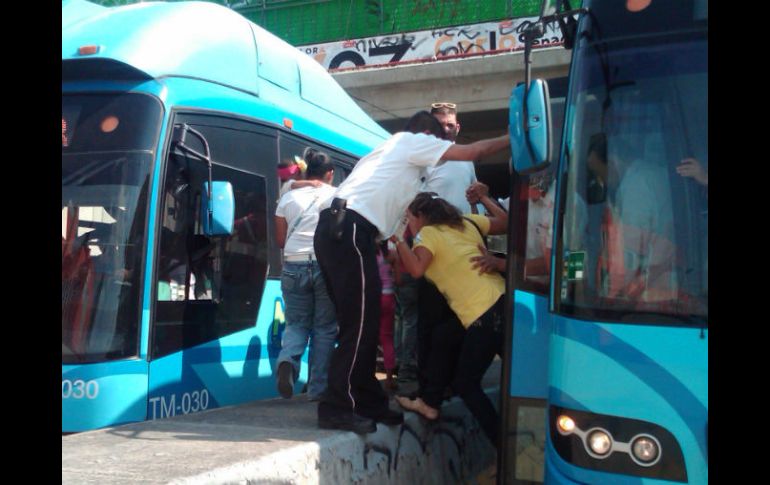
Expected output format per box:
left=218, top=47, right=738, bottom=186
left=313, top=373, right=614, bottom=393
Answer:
left=298, top=15, right=574, bottom=196
left=328, top=42, right=571, bottom=197
left=332, top=47, right=572, bottom=135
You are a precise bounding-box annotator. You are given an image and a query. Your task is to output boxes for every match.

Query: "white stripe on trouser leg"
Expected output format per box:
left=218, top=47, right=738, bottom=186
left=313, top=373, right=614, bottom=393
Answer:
left=347, top=222, right=366, bottom=409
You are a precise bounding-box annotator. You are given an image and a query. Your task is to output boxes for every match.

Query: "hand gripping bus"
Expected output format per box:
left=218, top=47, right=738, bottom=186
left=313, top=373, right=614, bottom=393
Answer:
left=61, top=0, right=389, bottom=433
left=501, top=1, right=707, bottom=483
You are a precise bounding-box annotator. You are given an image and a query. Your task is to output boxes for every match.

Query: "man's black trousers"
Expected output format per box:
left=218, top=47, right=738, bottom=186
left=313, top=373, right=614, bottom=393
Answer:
left=314, top=207, right=390, bottom=419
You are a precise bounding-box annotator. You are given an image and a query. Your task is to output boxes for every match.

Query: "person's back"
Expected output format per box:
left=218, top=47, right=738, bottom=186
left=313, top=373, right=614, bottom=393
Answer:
left=331, top=131, right=453, bottom=238
left=588, top=133, right=677, bottom=304
left=392, top=192, right=508, bottom=447
left=278, top=184, right=336, bottom=257
left=612, top=158, right=676, bottom=302
left=274, top=149, right=338, bottom=401
left=415, top=216, right=504, bottom=326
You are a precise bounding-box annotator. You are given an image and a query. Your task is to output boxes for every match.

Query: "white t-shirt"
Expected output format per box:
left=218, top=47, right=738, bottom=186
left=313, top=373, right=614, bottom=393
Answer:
left=526, top=185, right=555, bottom=258
left=614, top=160, right=675, bottom=288
left=422, top=161, right=478, bottom=214
left=328, top=132, right=453, bottom=238
left=276, top=183, right=337, bottom=257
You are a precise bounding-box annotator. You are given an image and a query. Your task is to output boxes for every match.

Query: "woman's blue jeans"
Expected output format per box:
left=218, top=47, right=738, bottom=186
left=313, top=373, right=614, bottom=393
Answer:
left=278, top=260, right=338, bottom=399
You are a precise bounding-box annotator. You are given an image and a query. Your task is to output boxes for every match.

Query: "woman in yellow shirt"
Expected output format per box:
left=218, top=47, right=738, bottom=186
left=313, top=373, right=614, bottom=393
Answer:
left=391, top=191, right=507, bottom=449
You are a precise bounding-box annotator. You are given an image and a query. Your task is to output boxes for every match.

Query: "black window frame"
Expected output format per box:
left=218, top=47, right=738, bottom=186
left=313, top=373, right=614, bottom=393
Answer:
left=149, top=110, right=361, bottom=359
left=150, top=111, right=276, bottom=359
left=273, top=130, right=357, bottom=276
left=62, top=91, right=164, bottom=364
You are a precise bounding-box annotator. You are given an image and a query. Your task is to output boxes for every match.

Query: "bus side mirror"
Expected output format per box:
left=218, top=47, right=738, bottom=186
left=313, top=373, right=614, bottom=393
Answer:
left=201, top=181, right=234, bottom=236
left=509, top=79, right=552, bottom=173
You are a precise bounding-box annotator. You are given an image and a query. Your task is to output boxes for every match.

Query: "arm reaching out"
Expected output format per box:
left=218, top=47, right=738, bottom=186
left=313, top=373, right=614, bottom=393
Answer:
left=676, top=158, right=708, bottom=186
left=441, top=134, right=509, bottom=162
left=478, top=195, right=508, bottom=235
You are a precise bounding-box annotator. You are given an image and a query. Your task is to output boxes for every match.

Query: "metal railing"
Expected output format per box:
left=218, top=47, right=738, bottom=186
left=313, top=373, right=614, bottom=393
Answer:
left=237, top=0, right=543, bottom=45
left=86, top=0, right=545, bottom=46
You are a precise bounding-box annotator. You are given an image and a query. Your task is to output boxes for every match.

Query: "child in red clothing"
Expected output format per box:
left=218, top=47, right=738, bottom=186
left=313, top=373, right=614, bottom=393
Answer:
left=377, top=242, right=399, bottom=391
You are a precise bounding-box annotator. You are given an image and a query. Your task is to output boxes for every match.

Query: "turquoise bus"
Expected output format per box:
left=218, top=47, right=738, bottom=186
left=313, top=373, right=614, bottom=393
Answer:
left=61, top=0, right=389, bottom=433
left=501, top=0, right=707, bottom=483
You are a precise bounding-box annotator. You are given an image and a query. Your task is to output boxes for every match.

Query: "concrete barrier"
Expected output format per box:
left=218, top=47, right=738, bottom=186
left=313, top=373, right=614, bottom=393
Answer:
left=63, top=367, right=501, bottom=484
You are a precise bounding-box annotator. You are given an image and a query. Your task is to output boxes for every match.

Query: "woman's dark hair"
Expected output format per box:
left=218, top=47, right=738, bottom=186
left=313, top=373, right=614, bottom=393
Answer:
left=407, top=192, right=464, bottom=230
left=304, top=147, right=334, bottom=179
left=403, top=111, right=445, bottom=139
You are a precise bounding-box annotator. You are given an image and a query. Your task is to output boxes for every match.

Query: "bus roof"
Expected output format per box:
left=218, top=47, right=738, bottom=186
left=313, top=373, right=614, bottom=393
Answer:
left=62, top=0, right=389, bottom=141
left=62, top=0, right=107, bottom=30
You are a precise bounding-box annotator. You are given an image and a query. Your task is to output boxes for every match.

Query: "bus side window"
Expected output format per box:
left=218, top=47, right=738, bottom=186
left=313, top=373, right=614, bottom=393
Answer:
left=331, top=162, right=352, bottom=186
left=277, top=134, right=355, bottom=188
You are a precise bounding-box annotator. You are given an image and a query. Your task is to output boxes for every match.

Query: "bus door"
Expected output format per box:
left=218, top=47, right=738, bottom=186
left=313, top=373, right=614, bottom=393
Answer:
left=500, top=76, right=567, bottom=484
left=147, top=112, right=276, bottom=420
left=501, top=166, right=556, bottom=485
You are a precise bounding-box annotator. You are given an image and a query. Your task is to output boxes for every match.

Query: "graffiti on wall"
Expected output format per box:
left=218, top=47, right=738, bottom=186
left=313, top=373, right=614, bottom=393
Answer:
left=298, top=17, right=563, bottom=71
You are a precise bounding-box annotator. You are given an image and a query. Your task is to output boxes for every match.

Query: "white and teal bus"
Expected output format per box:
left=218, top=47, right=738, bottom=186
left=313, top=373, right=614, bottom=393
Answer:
left=501, top=0, right=707, bottom=483
left=61, top=0, right=389, bottom=433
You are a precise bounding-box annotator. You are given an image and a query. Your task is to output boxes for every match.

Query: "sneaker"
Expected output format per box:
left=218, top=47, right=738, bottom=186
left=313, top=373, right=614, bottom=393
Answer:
left=318, top=411, right=377, bottom=434
left=276, top=361, right=294, bottom=399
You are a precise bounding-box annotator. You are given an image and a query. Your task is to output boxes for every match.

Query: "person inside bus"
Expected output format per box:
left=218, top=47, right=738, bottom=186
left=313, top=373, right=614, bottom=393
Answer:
left=586, top=132, right=677, bottom=305
left=676, top=157, right=708, bottom=187
left=312, top=111, right=510, bottom=434
left=391, top=192, right=507, bottom=449
left=62, top=206, right=96, bottom=353
left=465, top=178, right=554, bottom=280
left=274, top=149, right=338, bottom=401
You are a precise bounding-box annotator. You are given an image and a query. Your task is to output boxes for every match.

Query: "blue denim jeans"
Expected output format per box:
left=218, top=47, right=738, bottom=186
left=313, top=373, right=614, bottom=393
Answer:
left=278, top=260, right=338, bottom=399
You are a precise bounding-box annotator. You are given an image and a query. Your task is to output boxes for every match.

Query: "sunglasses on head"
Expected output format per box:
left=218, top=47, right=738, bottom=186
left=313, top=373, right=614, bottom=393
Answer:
left=431, top=102, right=456, bottom=109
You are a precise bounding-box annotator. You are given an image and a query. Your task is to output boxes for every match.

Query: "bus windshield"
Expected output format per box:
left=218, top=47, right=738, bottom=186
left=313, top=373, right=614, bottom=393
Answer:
left=62, top=93, right=162, bottom=363
left=554, top=5, right=707, bottom=325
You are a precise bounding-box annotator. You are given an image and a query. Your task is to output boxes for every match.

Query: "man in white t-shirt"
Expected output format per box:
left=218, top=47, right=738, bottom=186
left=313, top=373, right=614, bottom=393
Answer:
left=274, top=150, right=338, bottom=402
left=586, top=132, right=676, bottom=303
left=313, top=111, right=510, bottom=434
left=423, top=102, right=479, bottom=214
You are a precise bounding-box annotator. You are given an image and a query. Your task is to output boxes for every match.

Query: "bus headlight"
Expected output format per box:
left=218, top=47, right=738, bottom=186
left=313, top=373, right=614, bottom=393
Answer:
left=630, top=434, right=661, bottom=466
left=549, top=406, right=687, bottom=481
left=587, top=428, right=613, bottom=457
left=556, top=414, right=576, bottom=435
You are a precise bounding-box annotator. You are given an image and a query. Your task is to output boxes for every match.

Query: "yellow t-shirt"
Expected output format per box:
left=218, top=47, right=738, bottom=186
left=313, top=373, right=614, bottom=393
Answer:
left=414, top=214, right=505, bottom=327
